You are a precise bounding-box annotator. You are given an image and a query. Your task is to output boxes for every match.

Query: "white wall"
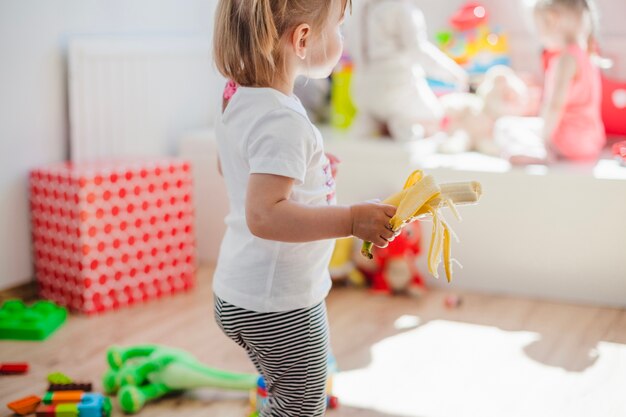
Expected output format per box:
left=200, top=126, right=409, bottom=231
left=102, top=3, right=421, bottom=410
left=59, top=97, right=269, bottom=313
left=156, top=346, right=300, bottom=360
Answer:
left=0, top=0, right=219, bottom=290
left=1, top=0, right=625, bottom=291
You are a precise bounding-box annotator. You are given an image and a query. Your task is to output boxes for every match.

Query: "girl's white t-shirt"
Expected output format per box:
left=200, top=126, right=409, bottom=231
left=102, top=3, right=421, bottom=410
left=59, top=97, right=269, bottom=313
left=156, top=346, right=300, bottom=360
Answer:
left=213, top=86, right=337, bottom=313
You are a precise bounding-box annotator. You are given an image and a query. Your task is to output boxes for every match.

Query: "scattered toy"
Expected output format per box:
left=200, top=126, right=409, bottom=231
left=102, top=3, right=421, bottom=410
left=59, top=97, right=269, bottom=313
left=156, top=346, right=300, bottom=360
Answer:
left=7, top=395, right=41, bottom=415
left=0, top=300, right=67, bottom=341
left=0, top=362, right=29, bottom=375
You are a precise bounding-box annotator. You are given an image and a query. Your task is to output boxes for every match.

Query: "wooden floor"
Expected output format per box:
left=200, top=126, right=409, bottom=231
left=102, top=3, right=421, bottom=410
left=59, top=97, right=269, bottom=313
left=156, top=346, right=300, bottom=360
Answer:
left=1, top=267, right=625, bottom=417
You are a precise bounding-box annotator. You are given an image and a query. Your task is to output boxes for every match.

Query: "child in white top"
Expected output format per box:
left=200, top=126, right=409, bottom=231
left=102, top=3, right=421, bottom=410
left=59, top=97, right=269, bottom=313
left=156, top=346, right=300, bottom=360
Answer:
left=212, top=0, right=396, bottom=415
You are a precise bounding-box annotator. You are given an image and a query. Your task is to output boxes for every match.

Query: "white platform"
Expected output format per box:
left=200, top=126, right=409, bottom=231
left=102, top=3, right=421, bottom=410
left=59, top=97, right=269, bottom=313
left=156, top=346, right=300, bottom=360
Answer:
left=179, top=127, right=626, bottom=308
left=323, top=127, right=626, bottom=308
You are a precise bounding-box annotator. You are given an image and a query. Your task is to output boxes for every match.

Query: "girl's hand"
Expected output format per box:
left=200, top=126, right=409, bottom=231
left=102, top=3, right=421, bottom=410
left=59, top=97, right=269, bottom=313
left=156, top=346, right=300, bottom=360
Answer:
left=350, top=201, right=397, bottom=248
left=326, top=153, right=341, bottom=178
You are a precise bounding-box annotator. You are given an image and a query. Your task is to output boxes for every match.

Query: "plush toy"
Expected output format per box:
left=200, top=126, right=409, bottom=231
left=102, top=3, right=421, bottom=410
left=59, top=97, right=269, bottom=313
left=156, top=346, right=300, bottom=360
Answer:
left=103, top=344, right=338, bottom=415
left=439, top=65, right=530, bottom=155
left=369, top=223, right=426, bottom=296
left=103, top=345, right=257, bottom=414
left=347, top=0, right=467, bottom=141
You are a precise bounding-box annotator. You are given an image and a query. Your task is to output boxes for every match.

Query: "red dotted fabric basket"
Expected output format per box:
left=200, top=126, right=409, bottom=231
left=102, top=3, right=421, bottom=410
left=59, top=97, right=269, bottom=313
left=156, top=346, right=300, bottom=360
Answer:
left=30, top=159, right=196, bottom=314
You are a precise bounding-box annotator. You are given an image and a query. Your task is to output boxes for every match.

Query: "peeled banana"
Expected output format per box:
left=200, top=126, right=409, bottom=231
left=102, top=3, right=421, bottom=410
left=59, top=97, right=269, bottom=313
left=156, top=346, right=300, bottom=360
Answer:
left=361, top=170, right=482, bottom=283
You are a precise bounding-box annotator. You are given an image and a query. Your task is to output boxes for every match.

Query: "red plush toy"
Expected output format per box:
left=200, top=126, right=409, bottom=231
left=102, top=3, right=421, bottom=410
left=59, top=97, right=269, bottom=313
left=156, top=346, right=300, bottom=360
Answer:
left=369, top=222, right=426, bottom=296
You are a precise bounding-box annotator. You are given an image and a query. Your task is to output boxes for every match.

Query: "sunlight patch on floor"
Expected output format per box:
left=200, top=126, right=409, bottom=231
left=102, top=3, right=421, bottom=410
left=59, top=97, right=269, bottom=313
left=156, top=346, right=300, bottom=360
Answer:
left=334, top=320, right=626, bottom=417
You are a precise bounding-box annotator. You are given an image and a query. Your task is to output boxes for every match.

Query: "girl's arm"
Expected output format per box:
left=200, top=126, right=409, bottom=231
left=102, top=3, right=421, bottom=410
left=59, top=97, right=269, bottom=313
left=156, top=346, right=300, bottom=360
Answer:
left=246, top=173, right=396, bottom=247
left=541, top=52, right=577, bottom=142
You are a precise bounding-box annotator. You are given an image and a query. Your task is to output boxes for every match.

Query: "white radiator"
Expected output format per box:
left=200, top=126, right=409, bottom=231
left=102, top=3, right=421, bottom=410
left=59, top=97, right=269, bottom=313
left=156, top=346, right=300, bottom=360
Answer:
left=68, top=36, right=218, bottom=162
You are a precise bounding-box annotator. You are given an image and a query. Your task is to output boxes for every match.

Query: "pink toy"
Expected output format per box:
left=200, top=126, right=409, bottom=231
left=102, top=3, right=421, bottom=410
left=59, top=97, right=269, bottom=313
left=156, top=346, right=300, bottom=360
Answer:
left=601, top=75, right=626, bottom=138
left=613, top=141, right=626, bottom=166
left=369, top=223, right=426, bottom=296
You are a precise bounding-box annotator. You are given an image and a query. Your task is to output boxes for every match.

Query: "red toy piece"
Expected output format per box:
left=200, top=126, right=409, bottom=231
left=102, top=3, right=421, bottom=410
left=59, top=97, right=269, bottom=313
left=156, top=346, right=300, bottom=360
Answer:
left=450, top=2, right=488, bottom=31
left=0, top=362, right=29, bottom=375
left=602, top=76, right=626, bottom=138
left=35, top=404, right=56, bottom=417
left=370, top=222, right=426, bottom=296
left=7, top=395, right=41, bottom=415
left=612, top=141, right=626, bottom=165
left=444, top=294, right=463, bottom=309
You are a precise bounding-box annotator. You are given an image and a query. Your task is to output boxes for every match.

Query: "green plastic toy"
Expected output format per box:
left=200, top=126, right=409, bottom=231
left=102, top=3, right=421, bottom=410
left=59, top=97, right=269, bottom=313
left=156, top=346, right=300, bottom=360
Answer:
left=102, top=345, right=258, bottom=414
left=47, top=372, right=73, bottom=384
left=0, top=300, right=67, bottom=340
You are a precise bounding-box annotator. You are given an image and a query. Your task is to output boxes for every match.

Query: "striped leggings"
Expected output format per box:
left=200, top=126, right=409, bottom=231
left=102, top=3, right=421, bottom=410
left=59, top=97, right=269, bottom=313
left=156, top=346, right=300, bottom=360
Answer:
left=214, top=296, right=329, bottom=417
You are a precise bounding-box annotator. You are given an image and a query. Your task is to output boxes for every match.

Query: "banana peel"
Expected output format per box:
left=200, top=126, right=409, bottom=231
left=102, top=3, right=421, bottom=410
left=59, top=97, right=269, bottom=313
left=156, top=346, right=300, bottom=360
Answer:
left=361, top=170, right=482, bottom=283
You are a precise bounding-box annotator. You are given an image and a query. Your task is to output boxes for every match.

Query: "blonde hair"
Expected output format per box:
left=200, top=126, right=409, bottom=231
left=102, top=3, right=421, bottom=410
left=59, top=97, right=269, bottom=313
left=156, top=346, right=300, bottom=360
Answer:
left=534, top=0, right=599, bottom=39
left=214, top=0, right=351, bottom=87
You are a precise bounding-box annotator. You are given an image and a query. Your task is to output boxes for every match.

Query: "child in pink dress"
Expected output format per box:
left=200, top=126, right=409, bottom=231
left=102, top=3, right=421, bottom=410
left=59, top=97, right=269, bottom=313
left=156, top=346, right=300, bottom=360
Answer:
left=494, top=0, right=605, bottom=163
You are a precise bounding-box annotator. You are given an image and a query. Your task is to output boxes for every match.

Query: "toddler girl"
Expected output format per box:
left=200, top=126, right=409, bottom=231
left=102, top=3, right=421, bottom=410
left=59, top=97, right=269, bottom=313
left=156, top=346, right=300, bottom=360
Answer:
left=212, top=1, right=397, bottom=415
left=495, top=0, right=606, bottom=163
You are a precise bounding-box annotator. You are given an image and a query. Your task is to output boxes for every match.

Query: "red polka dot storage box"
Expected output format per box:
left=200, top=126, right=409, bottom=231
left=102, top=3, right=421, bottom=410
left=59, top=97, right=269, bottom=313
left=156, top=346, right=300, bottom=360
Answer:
left=30, top=159, right=196, bottom=314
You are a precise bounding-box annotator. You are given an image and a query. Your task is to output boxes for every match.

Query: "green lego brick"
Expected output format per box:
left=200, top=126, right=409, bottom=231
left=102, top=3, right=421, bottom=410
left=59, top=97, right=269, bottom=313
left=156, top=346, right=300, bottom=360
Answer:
left=48, top=372, right=73, bottom=384
left=43, top=391, right=54, bottom=405
left=56, top=403, right=79, bottom=417
left=102, top=396, right=112, bottom=417
left=0, top=300, right=67, bottom=340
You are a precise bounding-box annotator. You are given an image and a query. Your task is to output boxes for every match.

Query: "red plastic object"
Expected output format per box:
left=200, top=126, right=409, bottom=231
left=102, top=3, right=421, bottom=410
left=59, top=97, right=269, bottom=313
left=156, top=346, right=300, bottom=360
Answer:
left=612, top=141, right=626, bottom=164
left=7, top=395, right=41, bottom=415
left=602, top=76, right=626, bottom=138
left=0, top=362, right=29, bottom=374
left=328, top=395, right=339, bottom=409
left=35, top=404, right=56, bottom=417
left=450, top=2, right=488, bottom=31
left=30, top=159, right=195, bottom=314
left=444, top=294, right=463, bottom=309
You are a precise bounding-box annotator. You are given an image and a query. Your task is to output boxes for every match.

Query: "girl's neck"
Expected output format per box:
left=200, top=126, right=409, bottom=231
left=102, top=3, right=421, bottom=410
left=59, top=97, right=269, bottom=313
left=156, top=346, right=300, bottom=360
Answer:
left=268, top=78, right=295, bottom=97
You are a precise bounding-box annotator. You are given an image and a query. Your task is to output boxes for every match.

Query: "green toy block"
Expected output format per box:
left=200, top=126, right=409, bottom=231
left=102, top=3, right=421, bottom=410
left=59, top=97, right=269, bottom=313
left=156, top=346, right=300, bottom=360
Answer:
left=102, top=396, right=112, bottom=417
left=56, top=403, right=79, bottom=417
left=0, top=299, right=67, bottom=340
left=43, top=391, right=54, bottom=405
left=48, top=372, right=73, bottom=384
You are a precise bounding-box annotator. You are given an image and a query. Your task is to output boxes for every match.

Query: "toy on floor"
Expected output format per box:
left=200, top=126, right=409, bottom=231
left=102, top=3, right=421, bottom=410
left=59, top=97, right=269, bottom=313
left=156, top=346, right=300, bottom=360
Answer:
left=103, top=344, right=339, bottom=414
left=0, top=362, right=29, bottom=375
left=48, top=372, right=73, bottom=384
left=46, top=373, right=93, bottom=392
left=329, top=237, right=367, bottom=287
left=0, top=300, right=67, bottom=341
left=439, top=65, right=530, bottom=155
left=36, top=392, right=110, bottom=417
left=436, top=2, right=511, bottom=76
left=7, top=395, right=41, bottom=415
left=361, top=170, right=482, bottom=283
left=369, top=222, right=426, bottom=297
left=444, top=294, right=463, bottom=309
left=7, top=392, right=109, bottom=417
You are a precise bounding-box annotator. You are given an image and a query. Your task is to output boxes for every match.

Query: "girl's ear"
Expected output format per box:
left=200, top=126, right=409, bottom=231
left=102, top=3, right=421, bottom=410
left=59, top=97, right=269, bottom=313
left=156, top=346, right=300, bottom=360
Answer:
left=292, top=23, right=311, bottom=60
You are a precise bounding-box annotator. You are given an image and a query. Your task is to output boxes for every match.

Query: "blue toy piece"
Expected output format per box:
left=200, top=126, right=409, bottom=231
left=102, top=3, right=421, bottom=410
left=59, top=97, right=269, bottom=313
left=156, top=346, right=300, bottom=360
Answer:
left=78, top=393, right=108, bottom=417
left=0, top=300, right=67, bottom=340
